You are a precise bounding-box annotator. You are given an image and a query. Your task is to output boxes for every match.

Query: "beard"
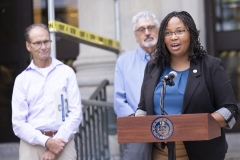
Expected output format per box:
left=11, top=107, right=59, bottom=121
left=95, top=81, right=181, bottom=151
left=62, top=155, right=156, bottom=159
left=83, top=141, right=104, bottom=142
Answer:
left=139, top=36, right=158, bottom=48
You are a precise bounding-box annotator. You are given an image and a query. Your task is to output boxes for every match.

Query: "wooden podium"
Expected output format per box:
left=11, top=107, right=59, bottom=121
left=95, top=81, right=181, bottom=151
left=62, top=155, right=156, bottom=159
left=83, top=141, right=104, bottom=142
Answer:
left=117, top=113, right=221, bottom=143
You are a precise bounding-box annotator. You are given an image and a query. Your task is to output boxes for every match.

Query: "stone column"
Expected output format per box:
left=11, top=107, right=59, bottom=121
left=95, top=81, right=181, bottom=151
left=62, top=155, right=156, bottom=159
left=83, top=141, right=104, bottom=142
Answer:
left=73, top=0, right=117, bottom=101
left=73, top=0, right=120, bottom=157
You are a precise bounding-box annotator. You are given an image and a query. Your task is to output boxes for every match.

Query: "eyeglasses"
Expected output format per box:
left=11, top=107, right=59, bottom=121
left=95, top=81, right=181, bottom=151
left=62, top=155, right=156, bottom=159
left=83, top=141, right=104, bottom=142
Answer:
left=135, top=25, right=156, bottom=34
left=164, top=29, right=188, bottom=37
left=28, top=40, right=52, bottom=49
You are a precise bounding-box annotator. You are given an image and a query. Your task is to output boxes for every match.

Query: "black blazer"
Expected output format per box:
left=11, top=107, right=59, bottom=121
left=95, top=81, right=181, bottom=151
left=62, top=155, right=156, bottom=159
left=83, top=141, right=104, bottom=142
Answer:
left=138, top=55, right=239, bottom=160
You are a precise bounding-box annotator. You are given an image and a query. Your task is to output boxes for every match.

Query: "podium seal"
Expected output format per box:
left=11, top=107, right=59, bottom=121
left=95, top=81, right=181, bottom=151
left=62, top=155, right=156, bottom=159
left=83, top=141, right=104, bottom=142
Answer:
left=151, top=117, right=174, bottom=140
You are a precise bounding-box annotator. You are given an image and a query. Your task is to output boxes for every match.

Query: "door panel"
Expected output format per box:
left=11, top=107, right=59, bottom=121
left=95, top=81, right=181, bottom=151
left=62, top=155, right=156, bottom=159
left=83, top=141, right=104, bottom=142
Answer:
left=0, top=0, right=33, bottom=142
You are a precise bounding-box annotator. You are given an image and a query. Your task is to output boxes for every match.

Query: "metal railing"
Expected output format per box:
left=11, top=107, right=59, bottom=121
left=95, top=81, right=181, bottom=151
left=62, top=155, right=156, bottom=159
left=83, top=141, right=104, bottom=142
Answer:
left=75, top=80, right=113, bottom=160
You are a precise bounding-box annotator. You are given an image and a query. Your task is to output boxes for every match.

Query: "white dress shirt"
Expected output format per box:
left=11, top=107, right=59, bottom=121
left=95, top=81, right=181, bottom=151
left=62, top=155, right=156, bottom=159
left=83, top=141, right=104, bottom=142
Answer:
left=12, top=57, right=82, bottom=147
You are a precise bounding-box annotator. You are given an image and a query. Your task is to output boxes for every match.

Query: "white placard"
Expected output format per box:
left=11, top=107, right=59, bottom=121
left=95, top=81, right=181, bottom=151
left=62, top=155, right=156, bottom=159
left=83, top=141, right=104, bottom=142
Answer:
left=54, top=91, right=69, bottom=124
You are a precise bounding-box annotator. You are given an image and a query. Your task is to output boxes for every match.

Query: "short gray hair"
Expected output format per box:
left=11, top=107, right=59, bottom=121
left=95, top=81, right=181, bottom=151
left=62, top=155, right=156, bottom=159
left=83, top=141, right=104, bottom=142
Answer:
left=25, top=23, right=49, bottom=42
left=131, top=11, right=160, bottom=31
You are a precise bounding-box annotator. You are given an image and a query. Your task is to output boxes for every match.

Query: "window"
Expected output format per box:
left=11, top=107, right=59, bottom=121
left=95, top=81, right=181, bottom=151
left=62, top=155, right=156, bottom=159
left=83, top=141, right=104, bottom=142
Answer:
left=33, top=0, right=78, bottom=26
left=219, top=50, right=240, bottom=102
left=215, top=0, right=240, bottom=31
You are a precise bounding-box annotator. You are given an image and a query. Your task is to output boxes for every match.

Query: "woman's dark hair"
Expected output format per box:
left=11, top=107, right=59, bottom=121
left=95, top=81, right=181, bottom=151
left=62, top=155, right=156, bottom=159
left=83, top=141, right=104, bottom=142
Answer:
left=154, top=11, right=206, bottom=68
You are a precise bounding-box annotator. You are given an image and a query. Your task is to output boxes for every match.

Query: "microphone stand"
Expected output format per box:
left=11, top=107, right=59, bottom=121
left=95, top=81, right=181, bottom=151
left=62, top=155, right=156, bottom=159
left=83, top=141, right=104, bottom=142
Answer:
left=160, top=78, right=176, bottom=160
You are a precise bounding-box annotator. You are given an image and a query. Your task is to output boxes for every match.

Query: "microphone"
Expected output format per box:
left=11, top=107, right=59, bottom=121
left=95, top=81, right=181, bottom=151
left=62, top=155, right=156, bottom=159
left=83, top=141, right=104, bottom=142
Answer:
left=163, top=71, right=177, bottom=80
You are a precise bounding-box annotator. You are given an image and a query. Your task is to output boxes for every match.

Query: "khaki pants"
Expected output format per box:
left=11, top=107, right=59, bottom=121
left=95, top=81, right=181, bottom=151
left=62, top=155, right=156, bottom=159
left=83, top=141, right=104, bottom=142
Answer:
left=19, top=138, right=76, bottom=160
left=152, top=141, right=189, bottom=160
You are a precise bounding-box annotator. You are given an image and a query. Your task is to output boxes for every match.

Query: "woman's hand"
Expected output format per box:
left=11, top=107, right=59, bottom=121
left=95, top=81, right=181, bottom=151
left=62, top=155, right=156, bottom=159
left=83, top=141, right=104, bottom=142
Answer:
left=136, top=114, right=146, bottom=117
left=211, top=112, right=227, bottom=127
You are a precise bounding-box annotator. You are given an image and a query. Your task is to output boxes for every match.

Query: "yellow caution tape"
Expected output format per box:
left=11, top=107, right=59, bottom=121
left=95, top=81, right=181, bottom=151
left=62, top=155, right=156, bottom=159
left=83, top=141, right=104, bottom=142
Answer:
left=48, top=21, right=121, bottom=53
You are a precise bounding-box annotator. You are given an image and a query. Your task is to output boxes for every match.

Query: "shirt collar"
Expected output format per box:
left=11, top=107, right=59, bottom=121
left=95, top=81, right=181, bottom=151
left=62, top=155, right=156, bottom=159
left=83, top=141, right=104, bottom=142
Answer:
left=137, top=47, right=155, bottom=61
left=26, top=57, right=63, bottom=71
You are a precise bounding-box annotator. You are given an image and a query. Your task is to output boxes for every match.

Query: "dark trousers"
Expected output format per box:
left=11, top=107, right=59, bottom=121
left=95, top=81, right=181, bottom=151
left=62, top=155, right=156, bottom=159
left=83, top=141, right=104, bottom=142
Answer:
left=120, top=143, right=152, bottom=160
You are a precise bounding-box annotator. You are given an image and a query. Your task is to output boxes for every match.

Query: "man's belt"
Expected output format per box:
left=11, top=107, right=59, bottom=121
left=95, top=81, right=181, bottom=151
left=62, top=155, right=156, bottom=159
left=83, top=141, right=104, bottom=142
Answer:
left=40, top=130, right=58, bottom=137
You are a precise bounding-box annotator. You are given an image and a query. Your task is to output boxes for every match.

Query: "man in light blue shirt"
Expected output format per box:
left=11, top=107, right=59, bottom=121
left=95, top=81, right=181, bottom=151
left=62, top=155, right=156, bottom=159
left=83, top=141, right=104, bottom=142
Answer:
left=114, top=11, right=160, bottom=160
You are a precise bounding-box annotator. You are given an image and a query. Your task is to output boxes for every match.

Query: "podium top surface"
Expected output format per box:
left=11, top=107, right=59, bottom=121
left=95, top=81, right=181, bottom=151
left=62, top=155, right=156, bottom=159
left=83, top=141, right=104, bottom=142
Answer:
left=117, top=113, right=221, bottom=143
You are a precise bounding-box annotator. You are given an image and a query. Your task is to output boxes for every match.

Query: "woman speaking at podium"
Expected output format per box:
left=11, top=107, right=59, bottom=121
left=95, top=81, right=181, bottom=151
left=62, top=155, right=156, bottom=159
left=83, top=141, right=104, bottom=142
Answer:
left=135, top=11, right=239, bottom=160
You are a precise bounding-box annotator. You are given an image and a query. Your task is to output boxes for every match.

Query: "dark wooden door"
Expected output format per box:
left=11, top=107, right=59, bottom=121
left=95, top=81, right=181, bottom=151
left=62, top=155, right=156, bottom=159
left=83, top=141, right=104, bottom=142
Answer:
left=0, top=0, right=33, bottom=142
